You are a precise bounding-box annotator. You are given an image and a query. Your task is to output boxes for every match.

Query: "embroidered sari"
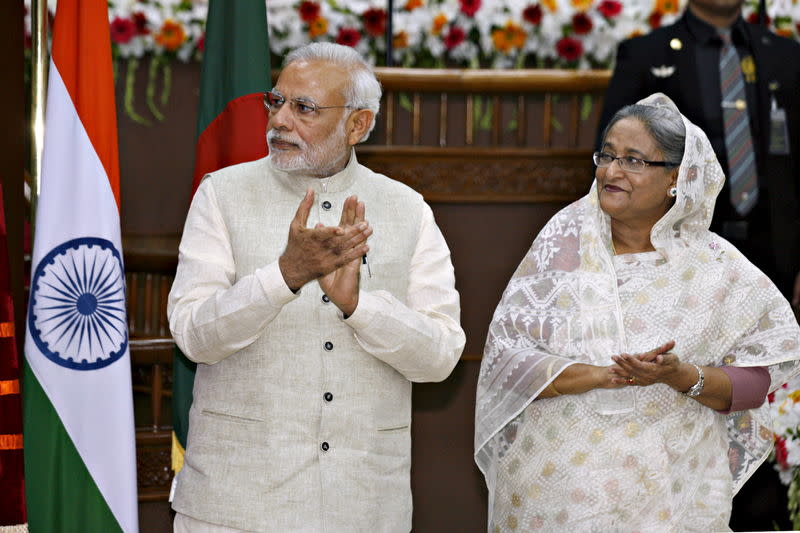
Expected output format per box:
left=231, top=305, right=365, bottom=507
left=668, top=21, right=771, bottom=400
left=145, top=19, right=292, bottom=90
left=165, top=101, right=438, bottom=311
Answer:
left=475, top=94, right=800, bottom=532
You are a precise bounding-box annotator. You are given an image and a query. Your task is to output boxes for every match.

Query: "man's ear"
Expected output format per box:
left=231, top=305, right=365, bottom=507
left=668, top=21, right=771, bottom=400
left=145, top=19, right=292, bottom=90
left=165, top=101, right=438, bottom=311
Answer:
left=346, top=109, right=374, bottom=146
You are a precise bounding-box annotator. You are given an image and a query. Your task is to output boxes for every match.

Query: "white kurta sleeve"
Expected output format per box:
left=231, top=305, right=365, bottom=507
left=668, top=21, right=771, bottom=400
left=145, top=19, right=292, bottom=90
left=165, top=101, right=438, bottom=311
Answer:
left=343, top=203, right=466, bottom=382
left=167, top=179, right=299, bottom=364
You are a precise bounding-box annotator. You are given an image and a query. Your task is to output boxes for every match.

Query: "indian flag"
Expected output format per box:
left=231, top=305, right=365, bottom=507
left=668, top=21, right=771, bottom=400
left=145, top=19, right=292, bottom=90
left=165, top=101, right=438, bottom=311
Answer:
left=23, top=2, right=138, bottom=532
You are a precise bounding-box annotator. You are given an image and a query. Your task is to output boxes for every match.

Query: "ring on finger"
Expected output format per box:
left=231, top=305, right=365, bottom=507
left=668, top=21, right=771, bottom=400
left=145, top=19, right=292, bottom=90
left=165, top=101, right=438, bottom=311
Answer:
left=627, top=377, right=636, bottom=385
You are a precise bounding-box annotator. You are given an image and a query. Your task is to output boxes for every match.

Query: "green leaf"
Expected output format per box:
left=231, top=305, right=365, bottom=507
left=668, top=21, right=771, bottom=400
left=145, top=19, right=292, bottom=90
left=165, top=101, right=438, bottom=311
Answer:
left=478, top=99, right=493, bottom=131
left=124, top=58, right=152, bottom=126
left=146, top=57, right=165, bottom=122
left=580, top=94, right=593, bottom=121
left=399, top=92, right=413, bottom=113
left=161, top=60, right=172, bottom=107
left=507, top=107, right=518, bottom=131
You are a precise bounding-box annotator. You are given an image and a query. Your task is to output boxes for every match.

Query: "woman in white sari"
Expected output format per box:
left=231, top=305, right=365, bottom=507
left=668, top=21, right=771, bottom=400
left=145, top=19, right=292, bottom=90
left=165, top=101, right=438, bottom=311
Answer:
left=475, top=93, right=800, bottom=532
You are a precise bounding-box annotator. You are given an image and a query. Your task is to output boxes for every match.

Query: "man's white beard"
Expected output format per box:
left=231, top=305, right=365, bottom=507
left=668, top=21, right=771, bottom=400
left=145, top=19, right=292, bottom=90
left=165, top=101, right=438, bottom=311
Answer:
left=267, top=122, right=349, bottom=177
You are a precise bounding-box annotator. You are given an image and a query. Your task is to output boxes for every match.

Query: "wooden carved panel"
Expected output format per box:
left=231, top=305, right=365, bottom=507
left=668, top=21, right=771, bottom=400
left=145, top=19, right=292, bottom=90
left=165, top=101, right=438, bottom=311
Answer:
left=358, top=146, right=593, bottom=203
left=136, top=431, right=173, bottom=502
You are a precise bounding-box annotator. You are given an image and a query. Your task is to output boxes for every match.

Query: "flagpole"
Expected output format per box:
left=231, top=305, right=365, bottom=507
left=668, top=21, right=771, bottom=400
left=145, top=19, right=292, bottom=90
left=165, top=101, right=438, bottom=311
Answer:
left=30, top=0, right=49, bottom=233
left=385, top=0, right=394, bottom=66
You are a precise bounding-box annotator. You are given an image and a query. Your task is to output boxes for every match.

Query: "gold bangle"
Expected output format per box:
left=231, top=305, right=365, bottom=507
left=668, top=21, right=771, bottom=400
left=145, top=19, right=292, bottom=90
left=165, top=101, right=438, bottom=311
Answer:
left=545, top=380, right=562, bottom=397
left=545, top=360, right=562, bottom=396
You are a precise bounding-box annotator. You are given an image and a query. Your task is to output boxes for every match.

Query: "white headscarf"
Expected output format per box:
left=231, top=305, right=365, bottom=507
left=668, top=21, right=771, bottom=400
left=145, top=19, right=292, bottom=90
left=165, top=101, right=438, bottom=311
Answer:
left=475, top=93, right=800, bottom=512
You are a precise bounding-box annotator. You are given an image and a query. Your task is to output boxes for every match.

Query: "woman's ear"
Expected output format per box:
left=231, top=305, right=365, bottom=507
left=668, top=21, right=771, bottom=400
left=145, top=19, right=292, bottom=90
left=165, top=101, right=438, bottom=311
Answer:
left=669, top=166, right=680, bottom=189
left=346, top=109, right=374, bottom=146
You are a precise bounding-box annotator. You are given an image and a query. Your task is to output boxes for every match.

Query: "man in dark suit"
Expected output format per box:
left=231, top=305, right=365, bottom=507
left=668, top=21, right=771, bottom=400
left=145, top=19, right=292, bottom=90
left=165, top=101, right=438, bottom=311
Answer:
left=598, top=1, right=800, bottom=529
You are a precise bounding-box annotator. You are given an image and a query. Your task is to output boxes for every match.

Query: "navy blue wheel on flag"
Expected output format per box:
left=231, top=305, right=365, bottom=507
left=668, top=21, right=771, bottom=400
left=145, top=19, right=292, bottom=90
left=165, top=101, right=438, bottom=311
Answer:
left=28, top=237, right=128, bottom=371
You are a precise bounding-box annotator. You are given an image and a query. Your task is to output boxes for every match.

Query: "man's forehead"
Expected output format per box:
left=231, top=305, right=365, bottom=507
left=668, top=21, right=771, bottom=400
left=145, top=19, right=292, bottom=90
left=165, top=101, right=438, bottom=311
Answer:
left=275, top=60, right=348, bottom=100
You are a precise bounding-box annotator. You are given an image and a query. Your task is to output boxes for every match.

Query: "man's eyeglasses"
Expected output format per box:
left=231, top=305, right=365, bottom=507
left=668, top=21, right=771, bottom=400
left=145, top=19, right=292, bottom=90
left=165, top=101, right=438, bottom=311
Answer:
left=264, top=90, right=354, bottom=116
left=593, top=151, right=679, bottom=173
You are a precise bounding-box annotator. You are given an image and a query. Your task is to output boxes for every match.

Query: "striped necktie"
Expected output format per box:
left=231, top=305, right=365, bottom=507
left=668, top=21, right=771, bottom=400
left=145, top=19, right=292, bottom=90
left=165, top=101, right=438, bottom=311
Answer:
left=719, top=29, right=758, bottom=215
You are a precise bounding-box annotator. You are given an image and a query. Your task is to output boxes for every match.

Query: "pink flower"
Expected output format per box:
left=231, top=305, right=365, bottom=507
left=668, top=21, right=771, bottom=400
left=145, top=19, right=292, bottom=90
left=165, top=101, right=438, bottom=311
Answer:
left=556, top=36, right=583, bottom=61
left=459, top=0, right=482, bottom=17
left=363, top=8, right=387, bottom=37
left=336, top=27, right=361, bottom=47
left=597, top=0, right=622, bottom=17
left=443, top=26, right=466, bottom=49
left=523, top=4, right=543, bottom=25
left=110, top=17, right=136, bottom=45
left=572, top=13, right=593, bottom=34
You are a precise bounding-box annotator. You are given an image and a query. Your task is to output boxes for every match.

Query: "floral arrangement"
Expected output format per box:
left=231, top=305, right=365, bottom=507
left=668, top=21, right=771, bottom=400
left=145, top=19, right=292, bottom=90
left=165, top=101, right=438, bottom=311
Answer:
left=25, top=0, right=800, bottom=68
left=23, top=0, right=800, bottom=120
left=770, top=378, right=800, bottom=528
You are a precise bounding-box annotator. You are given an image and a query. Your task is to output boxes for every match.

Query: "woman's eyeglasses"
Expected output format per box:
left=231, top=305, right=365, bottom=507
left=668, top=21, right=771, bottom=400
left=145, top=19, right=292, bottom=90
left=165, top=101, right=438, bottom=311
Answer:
left=593, top=151, right=679, bottom=173
left=264, top=90, right=354, bottom=116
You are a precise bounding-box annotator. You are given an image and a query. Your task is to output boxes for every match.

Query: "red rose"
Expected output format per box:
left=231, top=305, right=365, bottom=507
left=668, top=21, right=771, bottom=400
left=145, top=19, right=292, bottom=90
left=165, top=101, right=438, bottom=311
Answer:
left=132, top=12, right=150, bottom=35
left=775, top=436, right=789, bottom=469
left=299, top=1, right=321, bottom=23
left=746, top=11, right=771, bottom=25
left=459, top=0, right=482, bottom=17
left=336, top=27, right=362, bottom=47
left=523, top=4, right=543, bottom=25
left=597, top=0, right=622, bottom=18
left=648, top=11, right=662, bottom=28
left=572, top=13, right=593, bottom=34
left=363, top=8, right=387, bottom=37
left=110, top=16, right=136, bottom=45
left=197, top=33, right=205, bottom=52
left=556, top=36, right=583, bottom=61
left=443, top=26, right=466, bottom=49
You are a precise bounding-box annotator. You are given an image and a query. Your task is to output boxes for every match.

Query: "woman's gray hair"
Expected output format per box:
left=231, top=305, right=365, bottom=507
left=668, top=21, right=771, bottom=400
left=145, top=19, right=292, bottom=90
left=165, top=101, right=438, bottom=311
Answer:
left=284, top=43, right=382, bottom=142
left=600, top=104, right=686, bottom=165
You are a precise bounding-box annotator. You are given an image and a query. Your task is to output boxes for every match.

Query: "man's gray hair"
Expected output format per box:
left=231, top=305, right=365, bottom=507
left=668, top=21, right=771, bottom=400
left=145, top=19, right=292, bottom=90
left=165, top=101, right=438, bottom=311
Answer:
left=601, top=104, right=686, bottom=165
left=284, top=43, right=382, bottom=142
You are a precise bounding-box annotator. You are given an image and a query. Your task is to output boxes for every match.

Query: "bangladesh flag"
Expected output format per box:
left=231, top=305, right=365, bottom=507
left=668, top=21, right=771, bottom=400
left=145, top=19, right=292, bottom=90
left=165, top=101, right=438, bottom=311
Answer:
left=172, top=0, right=271, bottom=474
left=23, top=1, right=138, bottom=531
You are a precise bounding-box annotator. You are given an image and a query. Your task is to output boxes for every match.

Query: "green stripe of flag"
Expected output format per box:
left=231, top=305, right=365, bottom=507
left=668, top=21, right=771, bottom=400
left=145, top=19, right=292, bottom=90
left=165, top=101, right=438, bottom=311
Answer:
left=195, top=1, right=272, bottom=138
left=23, top=363, right=120, bottom=532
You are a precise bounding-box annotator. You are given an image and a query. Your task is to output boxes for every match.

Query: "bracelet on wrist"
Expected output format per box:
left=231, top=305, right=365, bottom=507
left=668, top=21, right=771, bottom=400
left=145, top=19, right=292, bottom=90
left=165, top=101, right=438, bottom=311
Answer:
left=683, top=363, right=705, bottom=397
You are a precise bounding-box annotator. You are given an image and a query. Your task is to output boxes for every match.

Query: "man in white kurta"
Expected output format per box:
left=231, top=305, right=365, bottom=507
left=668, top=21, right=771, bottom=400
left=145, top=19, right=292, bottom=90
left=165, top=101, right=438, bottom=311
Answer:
left=168, top=43, right=465, bottom=533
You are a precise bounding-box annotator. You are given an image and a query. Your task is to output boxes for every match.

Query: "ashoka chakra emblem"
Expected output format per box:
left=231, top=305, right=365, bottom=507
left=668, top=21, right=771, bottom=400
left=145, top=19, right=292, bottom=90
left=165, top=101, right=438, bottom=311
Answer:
left=28, top=237, right=128, bottom=370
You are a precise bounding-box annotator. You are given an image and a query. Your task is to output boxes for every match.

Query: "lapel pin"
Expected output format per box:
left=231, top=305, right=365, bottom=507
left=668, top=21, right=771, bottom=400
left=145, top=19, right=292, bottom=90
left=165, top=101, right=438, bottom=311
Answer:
left=740, top=56, right=756, bottom=83
left=670, top=38, right=683, bottom=50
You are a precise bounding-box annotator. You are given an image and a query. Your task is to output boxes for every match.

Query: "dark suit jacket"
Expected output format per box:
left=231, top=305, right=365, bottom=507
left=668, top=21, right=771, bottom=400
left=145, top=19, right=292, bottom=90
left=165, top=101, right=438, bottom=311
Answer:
left=598, top=11, right=800, bottom=294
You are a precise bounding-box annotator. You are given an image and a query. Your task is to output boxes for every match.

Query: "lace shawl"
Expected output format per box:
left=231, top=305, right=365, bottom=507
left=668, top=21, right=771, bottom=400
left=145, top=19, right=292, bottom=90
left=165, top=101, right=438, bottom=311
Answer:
left=475, top=93, right=800, bottom=528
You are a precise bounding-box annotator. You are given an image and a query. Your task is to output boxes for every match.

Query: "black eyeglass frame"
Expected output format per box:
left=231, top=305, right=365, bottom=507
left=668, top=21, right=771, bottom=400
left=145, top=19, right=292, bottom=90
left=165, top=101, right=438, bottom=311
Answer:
left=263, top=90, right=354, bottom=115
left=593, top=151, right=679, bottom=173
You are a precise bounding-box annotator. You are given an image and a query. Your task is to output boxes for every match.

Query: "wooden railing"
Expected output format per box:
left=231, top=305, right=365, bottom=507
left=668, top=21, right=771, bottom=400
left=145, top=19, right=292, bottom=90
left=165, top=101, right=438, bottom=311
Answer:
left=360, top=68, right=611, bottom=202
left=126, top=242, right=178, bottom=501
left=128, top=68, right=612, bottom=501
